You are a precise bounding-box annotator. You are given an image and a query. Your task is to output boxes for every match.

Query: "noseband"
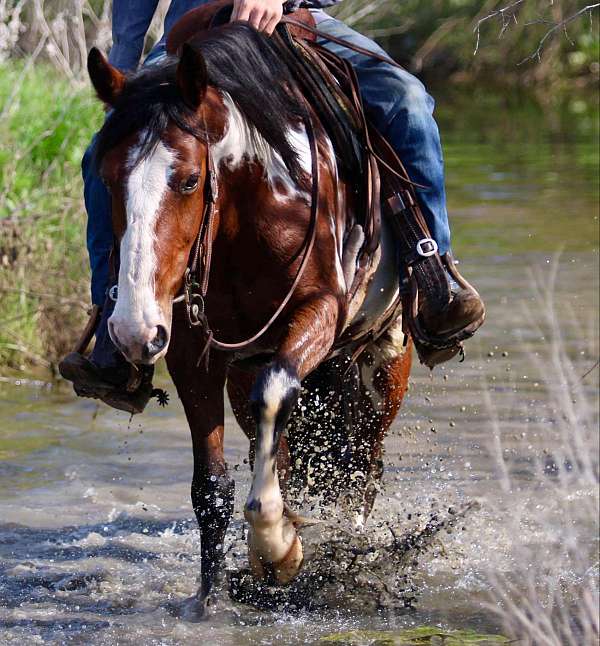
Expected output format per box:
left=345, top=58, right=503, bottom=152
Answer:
left=174, top=111, right=320, bottom=366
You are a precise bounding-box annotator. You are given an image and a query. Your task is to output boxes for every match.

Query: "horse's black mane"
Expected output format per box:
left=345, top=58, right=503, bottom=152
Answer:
left=95, top=24, right=307, bottom=183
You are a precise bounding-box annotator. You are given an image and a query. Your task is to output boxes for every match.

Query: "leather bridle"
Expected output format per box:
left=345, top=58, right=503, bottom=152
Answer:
left=173, top=110, right=320, bottom=366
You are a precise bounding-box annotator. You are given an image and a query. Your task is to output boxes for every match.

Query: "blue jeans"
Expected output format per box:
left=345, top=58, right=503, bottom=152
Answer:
left=109, top=0, right=206, bottom=73
left=84, top=16, right=452, bottom=361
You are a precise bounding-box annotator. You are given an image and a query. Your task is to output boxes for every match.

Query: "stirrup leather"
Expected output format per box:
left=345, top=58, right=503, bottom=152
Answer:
left=72, top=305, right=102, bottom=355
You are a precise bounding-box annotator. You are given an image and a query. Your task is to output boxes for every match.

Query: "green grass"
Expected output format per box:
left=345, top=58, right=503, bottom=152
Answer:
left=0, top=63, right=103, bottom=372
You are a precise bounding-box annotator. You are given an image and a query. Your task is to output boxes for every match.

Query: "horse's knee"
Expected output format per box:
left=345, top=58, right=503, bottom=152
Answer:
left=250, top=363, right=301, bottom=431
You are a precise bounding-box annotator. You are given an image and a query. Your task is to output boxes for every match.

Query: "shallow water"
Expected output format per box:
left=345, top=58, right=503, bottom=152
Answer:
left=0, top=90, right=598, bottom=645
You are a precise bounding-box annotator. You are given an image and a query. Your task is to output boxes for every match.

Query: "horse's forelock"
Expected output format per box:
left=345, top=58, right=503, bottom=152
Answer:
left=94, top=24, right=306, bottom=184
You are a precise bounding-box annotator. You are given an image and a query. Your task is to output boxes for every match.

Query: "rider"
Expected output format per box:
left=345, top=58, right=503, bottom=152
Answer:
left=59, top=0, right=485, bottom=414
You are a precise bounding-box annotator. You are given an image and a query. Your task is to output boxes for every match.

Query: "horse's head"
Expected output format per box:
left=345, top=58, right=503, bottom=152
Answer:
left=88, top=45, right=216, bottom=365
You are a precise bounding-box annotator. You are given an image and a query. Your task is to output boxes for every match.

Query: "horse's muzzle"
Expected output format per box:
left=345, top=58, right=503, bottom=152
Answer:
left=108, top=319, right=170, bottom=365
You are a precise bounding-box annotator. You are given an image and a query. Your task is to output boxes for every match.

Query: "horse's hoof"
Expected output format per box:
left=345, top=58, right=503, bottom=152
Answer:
left=249, top=534, right=304, bottom=585
left=165, top=594, right=208, bottom=622
left=274, top=534, right=304, bottom=584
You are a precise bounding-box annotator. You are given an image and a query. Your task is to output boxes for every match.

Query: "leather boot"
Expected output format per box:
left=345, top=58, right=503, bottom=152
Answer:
left=58, top=305, right=156, bottom=415
left=415, top=253, right=485, bottom=368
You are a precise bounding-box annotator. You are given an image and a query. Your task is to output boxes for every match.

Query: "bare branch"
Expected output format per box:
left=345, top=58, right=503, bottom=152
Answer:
left=473, top=0, right=527, bottom=55
left=474, top=1, right=600, bottom=61
left=519, top=3, right=600, bottom=63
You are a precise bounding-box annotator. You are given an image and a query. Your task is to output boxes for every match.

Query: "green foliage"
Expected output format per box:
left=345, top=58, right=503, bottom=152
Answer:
left=0, top=64, right=101, bottom=216
left=0, top=63, right=103, bottom=371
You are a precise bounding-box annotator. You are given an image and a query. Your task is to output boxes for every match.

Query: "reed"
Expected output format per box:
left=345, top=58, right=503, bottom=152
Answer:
left=483, top=259, right=599, bottom=645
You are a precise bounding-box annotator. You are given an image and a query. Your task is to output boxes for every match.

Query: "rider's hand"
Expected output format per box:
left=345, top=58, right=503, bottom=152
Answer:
left=231, top=0, right=284, bottom=35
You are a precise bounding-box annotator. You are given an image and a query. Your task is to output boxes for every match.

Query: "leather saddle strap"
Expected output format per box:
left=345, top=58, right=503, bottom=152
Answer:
left=73, top=305, right=101, bottom=354
left=369, top=125, right=450, bottom=311
left=305, top=41, right=426, bottom=190
left=281, top=22, right=451, bottom=335
left=276, top=30, right=380, bottom=262
left=273, top=27, right=363, bottom=175
left=281, top=17, right=405, bottom=70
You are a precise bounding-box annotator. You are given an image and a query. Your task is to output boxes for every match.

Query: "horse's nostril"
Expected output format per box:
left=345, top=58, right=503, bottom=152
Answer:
left=145, top=325, right=169, bottom=358
left=153, top=325, right=168, bottom=350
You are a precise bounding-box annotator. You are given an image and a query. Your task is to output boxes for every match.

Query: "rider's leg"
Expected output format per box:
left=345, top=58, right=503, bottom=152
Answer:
left=312, top=13, right=484, bottom=350
left=83, top=139, right=124, bottom=370
left=312, top=13, right=450, bottom=254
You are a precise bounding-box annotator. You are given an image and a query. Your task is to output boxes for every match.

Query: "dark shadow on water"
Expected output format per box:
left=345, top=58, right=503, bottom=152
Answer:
left=0, top=618, right=111, bottom=637
left=0, top=515, right=197, bottom=547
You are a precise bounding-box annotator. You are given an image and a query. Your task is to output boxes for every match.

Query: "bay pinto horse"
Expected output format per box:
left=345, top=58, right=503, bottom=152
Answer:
left=88, top=23, right=411, bottom=615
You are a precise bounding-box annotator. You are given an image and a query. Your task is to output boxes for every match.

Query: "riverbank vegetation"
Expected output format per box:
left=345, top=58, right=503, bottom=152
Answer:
left=0, top=63, right=101, bottom=372
left=334, top=0, right=599, bottom=89
left=2, top=1, right=599, bottom=87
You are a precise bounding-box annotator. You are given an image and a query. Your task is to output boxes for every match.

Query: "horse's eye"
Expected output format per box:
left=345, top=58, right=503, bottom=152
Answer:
left=180, top=174, right=199, bottom=195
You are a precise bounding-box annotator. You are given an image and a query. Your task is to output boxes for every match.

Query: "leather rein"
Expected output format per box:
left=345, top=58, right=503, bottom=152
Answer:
left=280, top=17, right=406, bottom=71
left=173, top=110, right=320, bottom=364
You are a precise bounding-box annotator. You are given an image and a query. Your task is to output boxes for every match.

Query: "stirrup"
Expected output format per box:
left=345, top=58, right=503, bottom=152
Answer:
left=72, top=305, right=102, bottom=355
left=68, top=303, right=135, bottom=381
left=401, top=253, right=485, bottom=369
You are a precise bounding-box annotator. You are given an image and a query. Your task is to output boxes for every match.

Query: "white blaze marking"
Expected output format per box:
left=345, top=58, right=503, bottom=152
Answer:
left=112, top=135, right=174, bottom=336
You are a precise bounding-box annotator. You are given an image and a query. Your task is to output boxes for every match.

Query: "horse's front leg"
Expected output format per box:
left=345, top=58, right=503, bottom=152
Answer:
left=245, top=295, right=339, bottom=584
left=166, top=339, right=233, bottom=618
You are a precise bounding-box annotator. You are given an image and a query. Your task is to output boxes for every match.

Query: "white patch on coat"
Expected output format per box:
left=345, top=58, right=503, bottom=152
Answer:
left=213, top=93, right=311, bottom=201
left=261, top=367, right=299, bottom=422
left=249, top=367, right=298, bottom=504
left=109, top=135, right=174, bottom=349
left=357, top=319, right=406, bottom=414
left=349, top=216, right=399, bottom=334
left=316, top=134, right=345, bottom=293
left=377, top=317, right=406, bottom=362
left=324, top=135, right=344, bottom=254
left=330, top=215, right=346, bottom=294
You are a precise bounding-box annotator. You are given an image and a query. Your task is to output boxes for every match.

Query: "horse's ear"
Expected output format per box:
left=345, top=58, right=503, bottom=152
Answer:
left=88, top=47, right=126, bottom=106
left=176, top=43, right=208, bottom=109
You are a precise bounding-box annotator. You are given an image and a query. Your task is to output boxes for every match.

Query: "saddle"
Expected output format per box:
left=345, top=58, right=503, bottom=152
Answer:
left=167, top=3, right=466, bottom=368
